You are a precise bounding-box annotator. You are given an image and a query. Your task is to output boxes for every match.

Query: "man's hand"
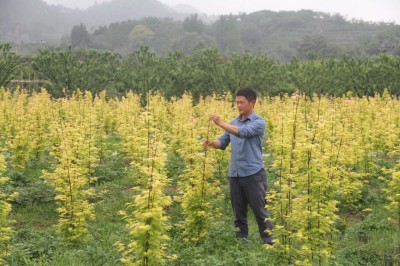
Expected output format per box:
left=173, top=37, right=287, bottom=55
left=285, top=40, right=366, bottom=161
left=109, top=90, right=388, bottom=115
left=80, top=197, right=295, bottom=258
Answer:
left=203, top=139, right=221, bottom=149
left=209, top=113, right=240, bottom=135
left=209, top=113, right=222, bottom=126
left=203, top=140, right=212, bottom=149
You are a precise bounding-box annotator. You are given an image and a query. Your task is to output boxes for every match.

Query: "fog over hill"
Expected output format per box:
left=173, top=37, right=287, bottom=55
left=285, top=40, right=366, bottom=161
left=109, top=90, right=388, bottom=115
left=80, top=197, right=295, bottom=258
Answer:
left=0, top=0, right=189, bottom=44
left=0, top=0, right=399, bottom=59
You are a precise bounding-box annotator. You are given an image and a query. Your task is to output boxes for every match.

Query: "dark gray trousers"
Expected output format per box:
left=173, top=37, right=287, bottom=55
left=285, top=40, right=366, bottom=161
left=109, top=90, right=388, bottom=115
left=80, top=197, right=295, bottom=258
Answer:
left=229, top=168, right=273, bottom=242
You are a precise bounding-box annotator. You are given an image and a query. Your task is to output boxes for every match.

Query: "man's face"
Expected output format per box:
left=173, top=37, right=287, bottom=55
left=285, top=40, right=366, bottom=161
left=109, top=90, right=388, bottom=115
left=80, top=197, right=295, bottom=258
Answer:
left=236, top=96, right=255, bottom=116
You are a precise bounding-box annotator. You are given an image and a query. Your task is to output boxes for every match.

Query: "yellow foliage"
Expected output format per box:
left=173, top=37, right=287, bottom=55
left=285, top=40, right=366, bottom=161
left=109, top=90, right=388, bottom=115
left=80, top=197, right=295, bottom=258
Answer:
left=0, top=153, right=14, bottom=264
left=2, top=88, right=400, bottom=264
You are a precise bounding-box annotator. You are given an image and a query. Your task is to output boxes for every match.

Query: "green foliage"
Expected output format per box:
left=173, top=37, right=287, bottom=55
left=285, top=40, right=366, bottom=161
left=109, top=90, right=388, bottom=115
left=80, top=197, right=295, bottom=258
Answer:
left=166, top=221, right=276, bottom=265
left=71, top=23, right=90, bottom=49
left=183, top=14, right=205, bottom=35
left=215, top=15, right=243, bottom=53
left=11, top=180, right=55, bottom=206
left=4, top=44, right=392, bottom=99
left=119, top=46, right=160, bottom=105
left=32, top=47, right=122, bottom=97
left=0, top=43, right=20, bottom=87
left=93, top=153, right=129, bottom=184
left=11, top=228, right=60, bottom=263
left=298, top=35, right=330, bottom=59
left=224, top=53, right=277, bottom=96
left=128, top=25, right=155, bottom=49
left=81, top=9, right=400, bottom=59
left=336, top=207, right=400, bottom=265
left=3, top=0, right=400, bottom=59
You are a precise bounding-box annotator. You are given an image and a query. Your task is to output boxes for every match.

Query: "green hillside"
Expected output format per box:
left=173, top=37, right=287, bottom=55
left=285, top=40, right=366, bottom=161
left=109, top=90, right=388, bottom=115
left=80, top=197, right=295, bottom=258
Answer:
left=0, top=0, right=399, bottom=60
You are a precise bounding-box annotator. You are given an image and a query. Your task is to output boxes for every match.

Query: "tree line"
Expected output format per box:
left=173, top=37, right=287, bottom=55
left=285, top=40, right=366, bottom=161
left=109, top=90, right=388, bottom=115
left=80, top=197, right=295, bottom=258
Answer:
left=4, top=1, right=400, bottom=60
left=69, top=10, right=400, bottom=61
left=1, top=43, right=399, bottom=99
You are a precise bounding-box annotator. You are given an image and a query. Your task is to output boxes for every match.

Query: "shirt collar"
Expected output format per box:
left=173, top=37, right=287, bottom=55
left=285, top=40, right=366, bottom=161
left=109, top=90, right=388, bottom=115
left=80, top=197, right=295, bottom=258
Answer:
left=238, top=112, right=256, bottom=121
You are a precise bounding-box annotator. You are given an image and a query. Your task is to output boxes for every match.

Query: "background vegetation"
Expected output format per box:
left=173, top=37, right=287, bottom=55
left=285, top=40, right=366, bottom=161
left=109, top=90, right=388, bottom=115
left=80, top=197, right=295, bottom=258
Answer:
left=1, top=43, right=399, bottom=100
left=1, top=0, right=399, bottom=59
left=0, top=90, right=399, bottom=265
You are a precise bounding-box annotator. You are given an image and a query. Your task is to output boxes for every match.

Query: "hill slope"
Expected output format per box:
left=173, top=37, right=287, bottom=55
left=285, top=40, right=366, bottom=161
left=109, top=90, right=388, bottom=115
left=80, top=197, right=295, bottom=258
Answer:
left=0, top=0, right=184, bottom=44
left=1, top=1, right=399, bottom=59
left=77, top=0, right=183, bottom=27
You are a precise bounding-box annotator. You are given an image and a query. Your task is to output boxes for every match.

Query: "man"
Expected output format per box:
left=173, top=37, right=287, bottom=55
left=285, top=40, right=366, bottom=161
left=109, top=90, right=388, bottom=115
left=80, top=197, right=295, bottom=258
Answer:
left=203, top=87, right=273, bottom=245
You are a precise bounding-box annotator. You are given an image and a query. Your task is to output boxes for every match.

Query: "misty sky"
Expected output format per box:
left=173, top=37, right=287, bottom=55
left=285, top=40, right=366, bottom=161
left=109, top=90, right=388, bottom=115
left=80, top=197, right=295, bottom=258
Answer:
left=43, top=0, right=400, bottom=24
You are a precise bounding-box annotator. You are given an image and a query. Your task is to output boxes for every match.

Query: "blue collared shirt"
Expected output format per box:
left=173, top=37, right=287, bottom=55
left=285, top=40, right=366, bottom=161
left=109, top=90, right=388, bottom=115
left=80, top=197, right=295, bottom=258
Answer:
left=217, top=112, right=265, bottom=177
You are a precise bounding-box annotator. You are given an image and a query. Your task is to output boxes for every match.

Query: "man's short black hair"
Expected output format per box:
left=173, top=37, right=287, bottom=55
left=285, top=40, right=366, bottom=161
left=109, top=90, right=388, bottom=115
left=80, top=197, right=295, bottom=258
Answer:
left=236, top=87, right=257, bottom=102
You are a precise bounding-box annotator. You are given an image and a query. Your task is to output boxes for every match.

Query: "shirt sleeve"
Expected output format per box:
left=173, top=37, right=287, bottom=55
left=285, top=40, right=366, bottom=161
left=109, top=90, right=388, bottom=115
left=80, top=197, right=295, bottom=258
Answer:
left=217, top=130, right=230, bottom=150
left=237, top=117, right=265, bottom=138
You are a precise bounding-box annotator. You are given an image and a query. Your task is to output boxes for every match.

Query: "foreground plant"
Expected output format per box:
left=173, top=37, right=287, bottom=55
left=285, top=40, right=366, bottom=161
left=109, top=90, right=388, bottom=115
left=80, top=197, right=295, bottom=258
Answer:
left=43, top=92, right=99, bottom=244
left=116, top=96, right=174, bottom=265
left=0, top=152, right=17, bottom=263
